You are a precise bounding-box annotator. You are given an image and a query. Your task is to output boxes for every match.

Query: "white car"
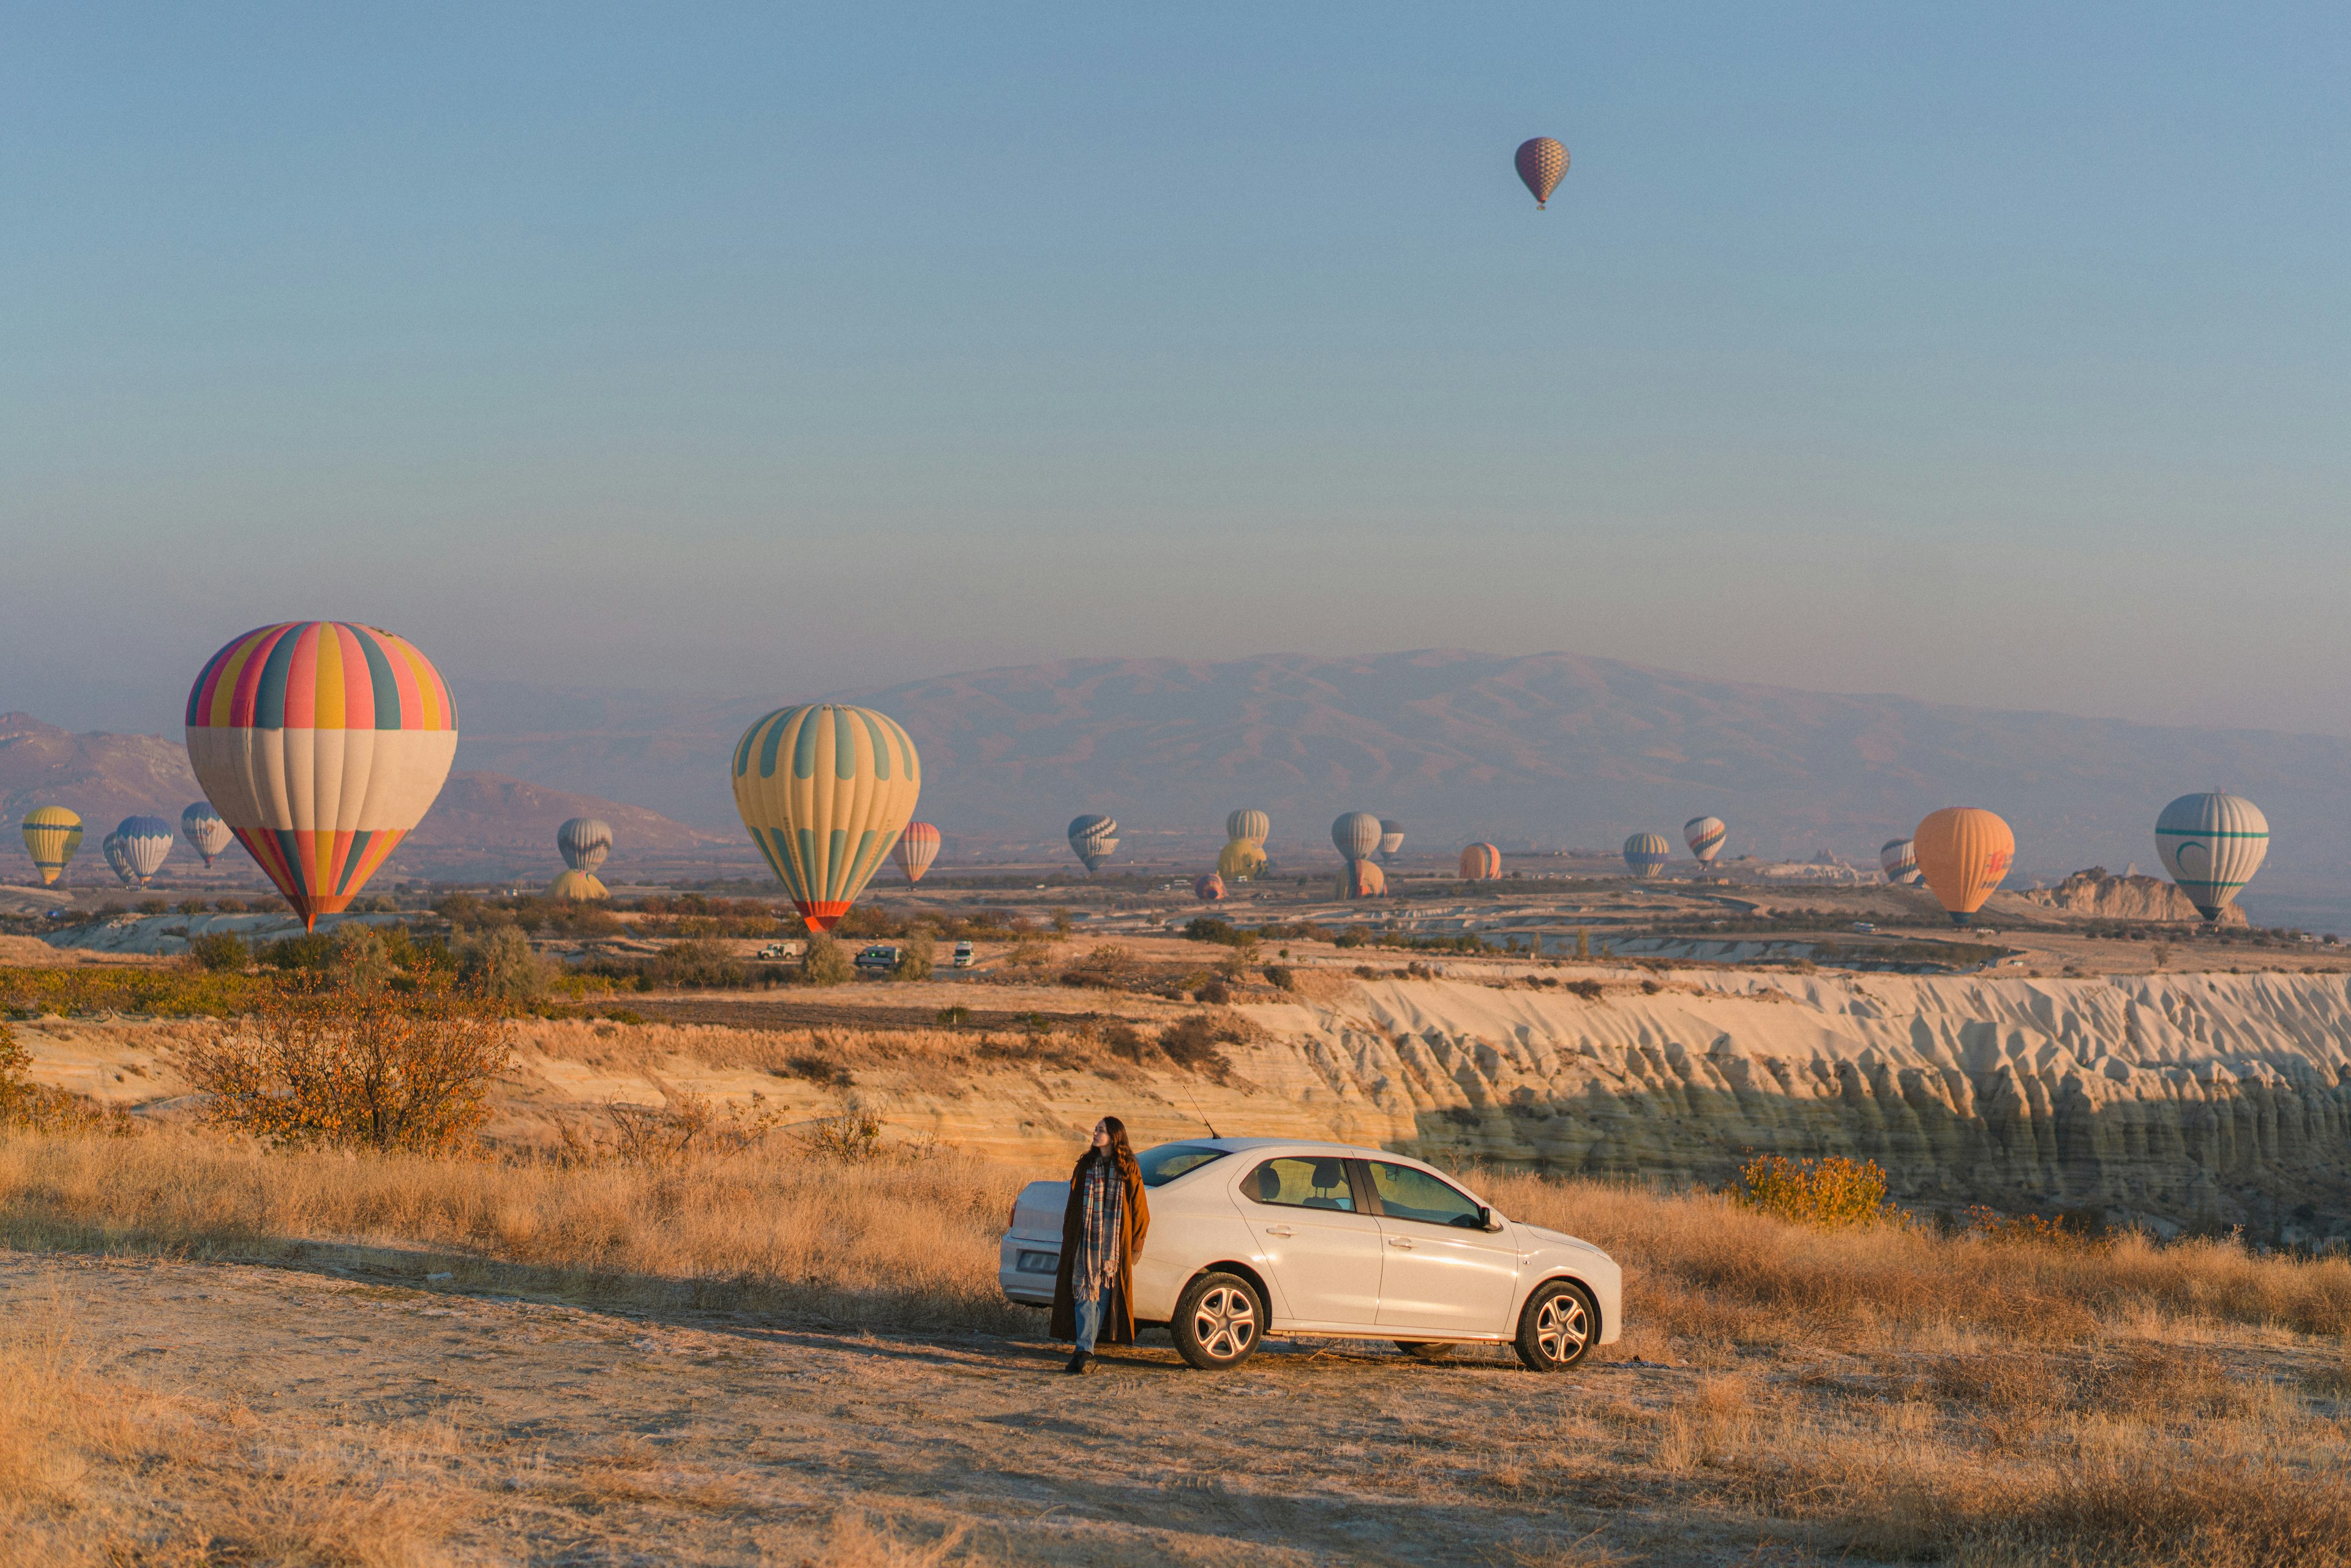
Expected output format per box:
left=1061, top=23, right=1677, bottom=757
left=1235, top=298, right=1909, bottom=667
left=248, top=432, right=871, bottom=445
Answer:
left=1000, top=1138, right=1621, bottom=1373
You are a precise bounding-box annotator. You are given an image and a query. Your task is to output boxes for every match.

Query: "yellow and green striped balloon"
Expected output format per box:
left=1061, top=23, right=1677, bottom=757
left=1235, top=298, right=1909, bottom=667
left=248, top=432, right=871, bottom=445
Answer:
left=21, top=806, right=83, bottom=887
left=732, top=704, right=921, bottom=932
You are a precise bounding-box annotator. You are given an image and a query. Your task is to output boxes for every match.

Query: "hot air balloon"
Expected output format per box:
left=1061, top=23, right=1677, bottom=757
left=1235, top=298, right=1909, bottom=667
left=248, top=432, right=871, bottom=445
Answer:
left=549, top=817, right=612, bottom=901
left=558, top=817, right=612, bottom=875
left=1217, top=838, right=1267, bottom=882
left=180, top=803, right=231, bottom=869
left=186, top=622, right=459, bottom=931
left=1194, top=872, right=1226, bottom=903
left=1378, top=819, right=1405, bottom=863
left=894, top=822, right=941, bottom=884
left=114, top=816, right=174, bottom=887
left=1684, top=816, right=1727, bottom=868
left=1623, top=833, right=1671, bottom=878
left=733, top=704, right=922, bottom=932
left=1068, top=814, right=1119, bottom=872
left=1460, top=843, right=1503, bottom=881
left=1515, top=137, right=1567, bottom=208
left=21, top=807, right=82, bottom=887
left=2154, top=792, right=2269, bottom=923
left=1225, top=809, right=1270, bottom=845
left=1336, top=860, right=1387, bottom=899
left=1332, top=811, right=1382, bottom=864
left=1912, top=808, right=2014, bottom=927
left=1879, top=838, right=1922, bottom=886
left=102, top=832, right=133, bottom=888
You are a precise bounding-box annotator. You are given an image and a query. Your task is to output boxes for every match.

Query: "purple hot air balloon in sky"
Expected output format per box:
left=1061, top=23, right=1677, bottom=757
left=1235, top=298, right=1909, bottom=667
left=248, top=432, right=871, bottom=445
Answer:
left=1515, top=137, right=1567, bottom=208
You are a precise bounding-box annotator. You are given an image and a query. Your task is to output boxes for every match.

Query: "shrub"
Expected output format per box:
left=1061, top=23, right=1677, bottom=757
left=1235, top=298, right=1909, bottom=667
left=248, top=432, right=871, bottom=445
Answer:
left=801, top=933, right=852, bottom=986
left=1183, top=917, right=1256, bottom=950
left=261, top=931, right=338, bottom=973
left=797, top=1107, right=885, bottom=1161
left=184, top=931, right=249, bottom=973
left=212, top=897, right=248, bottom=913
left=1734, top=1153, right=1897, bottom=1229
left=1262, top=964, right=1295, bottom=991
left=1566, top=979, right=1604, bottom=1001
left=891, top=931, right=935, bottom=981
left=831, top=904, right=906, bottom=940
left=1965, top=1205, right=2112, bottom=1251
left=640, top=938, right=747, bottom=990
left=1158, top=1015, right=1239, bottom=1079
left=1007, top=934, right=1054, bottom=969
left=1333, top=928, right=1369, bottom=950
left=174, top=972, right=511, bottom=1154
left=176, top=900, right=208, bottom=916
left=0, top=967, right=269, bottom=1019
left=457, top=926, right=556, bottom=1002
left=331, top=923, right=396, bottom=992
left=936, top=1004, right=970, bottom=1026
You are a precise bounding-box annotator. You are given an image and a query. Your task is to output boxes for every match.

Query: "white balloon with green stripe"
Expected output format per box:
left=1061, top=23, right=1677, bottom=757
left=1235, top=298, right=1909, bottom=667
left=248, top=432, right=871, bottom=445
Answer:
left=2154, top=791, right=2268, bottom=923
left=731, top=704, right=922, bottom=933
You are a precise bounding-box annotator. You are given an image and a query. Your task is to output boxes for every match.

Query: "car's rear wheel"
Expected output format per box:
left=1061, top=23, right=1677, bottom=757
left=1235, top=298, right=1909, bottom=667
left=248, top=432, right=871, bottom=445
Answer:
left=1513, top=1280, right=1597, bottom=1371
left=1393, top=1341, right=1453, bottom=1360
left=1172, top=1272, right=1263, bottom=1370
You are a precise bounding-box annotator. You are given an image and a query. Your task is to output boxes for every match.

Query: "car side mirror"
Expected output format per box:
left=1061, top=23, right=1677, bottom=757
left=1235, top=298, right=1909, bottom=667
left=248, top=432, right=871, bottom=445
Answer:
left=1480, top=1207, right=1504, bottom=1233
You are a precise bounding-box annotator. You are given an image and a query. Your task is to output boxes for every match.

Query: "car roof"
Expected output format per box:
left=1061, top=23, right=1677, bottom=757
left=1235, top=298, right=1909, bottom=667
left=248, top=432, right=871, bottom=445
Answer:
left=1150, top=1136, right=1410, bottom=1161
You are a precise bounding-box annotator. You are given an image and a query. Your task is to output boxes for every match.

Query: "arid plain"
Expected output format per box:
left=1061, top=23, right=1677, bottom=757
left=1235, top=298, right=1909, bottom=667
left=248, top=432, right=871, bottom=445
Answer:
left=6, top=872, right=2351, bottom=1564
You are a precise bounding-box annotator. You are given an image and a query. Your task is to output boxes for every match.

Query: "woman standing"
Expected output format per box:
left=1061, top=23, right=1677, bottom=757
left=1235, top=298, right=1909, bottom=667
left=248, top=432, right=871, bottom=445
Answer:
left=1049, top=1116, right=1150, bottom=1374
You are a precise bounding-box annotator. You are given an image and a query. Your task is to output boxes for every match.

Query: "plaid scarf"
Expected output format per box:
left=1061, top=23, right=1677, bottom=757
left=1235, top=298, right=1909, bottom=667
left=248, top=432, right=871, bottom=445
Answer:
left=1073, top=1156, right=1124, bottom=1300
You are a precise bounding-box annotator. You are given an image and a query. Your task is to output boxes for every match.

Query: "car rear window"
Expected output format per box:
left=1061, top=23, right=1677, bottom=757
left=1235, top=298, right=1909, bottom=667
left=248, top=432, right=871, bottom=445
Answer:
left=1138, top=1144, right=1229, bottom=1188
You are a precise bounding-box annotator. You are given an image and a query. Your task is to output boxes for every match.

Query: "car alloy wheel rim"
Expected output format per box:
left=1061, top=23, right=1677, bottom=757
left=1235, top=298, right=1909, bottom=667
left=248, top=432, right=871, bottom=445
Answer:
left=1535, top=1294, right=1588, bottom=1362
left=1193, top=1286, right=1258, bottom=1360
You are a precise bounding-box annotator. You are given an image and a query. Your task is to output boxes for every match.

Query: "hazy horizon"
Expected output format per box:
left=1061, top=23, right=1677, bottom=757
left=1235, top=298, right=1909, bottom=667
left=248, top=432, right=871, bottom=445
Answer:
left=7, top=4, right=2350, bottom=745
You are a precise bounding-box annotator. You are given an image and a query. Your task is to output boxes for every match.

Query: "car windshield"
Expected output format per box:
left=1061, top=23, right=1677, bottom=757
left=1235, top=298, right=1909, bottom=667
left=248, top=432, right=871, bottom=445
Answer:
left=1138, top=1144, right=1230, bottom=1188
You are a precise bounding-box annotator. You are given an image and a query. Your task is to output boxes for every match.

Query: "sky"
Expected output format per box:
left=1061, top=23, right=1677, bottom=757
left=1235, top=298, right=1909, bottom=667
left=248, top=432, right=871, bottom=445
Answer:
left=7, top=2, right=2350, bottom=737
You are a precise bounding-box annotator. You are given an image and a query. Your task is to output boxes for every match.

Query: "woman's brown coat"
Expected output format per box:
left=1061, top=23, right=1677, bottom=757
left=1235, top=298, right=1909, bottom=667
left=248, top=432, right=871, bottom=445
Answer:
left=1048, top=1150, right=1150, bottom=1345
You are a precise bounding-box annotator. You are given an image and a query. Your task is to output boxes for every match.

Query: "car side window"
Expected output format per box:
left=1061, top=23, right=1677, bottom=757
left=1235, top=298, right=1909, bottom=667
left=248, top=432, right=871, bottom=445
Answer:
left=1367, top=1161, right=1483, bottom=1228
left=1245, top=1157, right=1358, bottom=1213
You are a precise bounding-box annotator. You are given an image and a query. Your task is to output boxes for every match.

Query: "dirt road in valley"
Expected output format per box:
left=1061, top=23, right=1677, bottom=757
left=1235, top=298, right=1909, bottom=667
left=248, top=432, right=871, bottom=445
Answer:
left=4, top=1247, right=1746, bottom=1566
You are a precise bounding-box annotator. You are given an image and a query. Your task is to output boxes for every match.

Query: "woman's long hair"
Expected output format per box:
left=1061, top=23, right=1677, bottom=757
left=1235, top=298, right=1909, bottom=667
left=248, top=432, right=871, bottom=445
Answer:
left=1092, top=1114, right=1140, bottom=1182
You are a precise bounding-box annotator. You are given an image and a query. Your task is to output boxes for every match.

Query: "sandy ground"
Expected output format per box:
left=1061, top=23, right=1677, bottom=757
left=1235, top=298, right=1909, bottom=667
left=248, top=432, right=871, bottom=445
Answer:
left=6, top=1246, right=1772, bottom=1567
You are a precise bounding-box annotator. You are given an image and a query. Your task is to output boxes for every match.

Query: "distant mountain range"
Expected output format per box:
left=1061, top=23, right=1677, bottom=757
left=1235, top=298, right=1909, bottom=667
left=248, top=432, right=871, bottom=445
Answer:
left=457, top=651, right=2351, bottom=891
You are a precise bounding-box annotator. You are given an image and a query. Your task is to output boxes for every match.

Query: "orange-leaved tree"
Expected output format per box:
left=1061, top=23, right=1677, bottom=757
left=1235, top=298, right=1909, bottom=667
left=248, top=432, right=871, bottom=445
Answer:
left=177, top=964, right=511, bottom=1155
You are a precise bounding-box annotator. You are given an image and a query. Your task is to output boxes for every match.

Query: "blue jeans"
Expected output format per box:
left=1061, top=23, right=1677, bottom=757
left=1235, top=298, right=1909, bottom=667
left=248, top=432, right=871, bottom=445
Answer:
left=1074, top=1293, right=1105, bottom=1354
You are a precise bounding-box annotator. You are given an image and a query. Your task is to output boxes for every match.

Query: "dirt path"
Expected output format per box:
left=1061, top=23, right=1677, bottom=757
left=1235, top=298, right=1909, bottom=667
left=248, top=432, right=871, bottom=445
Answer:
left=1, top=1248, right=1774, bottom=1567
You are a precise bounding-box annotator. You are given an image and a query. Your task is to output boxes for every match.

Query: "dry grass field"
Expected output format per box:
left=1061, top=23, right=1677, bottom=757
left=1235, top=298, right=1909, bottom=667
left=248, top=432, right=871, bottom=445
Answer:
left=4, top=1120, right=2350, bottom=1566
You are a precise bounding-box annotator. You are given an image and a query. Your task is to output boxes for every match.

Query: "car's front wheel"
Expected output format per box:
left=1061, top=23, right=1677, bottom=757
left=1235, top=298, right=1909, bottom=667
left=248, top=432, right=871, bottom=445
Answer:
left=1513, top=1280, right=1597, bottom=1372
left=1172, top=1272, right=1263, bottom=1370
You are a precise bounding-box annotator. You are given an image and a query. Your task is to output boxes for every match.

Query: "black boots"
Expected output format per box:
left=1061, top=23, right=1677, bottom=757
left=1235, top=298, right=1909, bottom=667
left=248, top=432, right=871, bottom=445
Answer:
left=1063, top=1352, right=1097, bottom=1375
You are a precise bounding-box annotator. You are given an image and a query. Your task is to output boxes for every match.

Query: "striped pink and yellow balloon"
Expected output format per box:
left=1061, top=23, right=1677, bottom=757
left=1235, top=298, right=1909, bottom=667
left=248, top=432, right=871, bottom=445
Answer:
left=184, top=622, right=458, bottom=930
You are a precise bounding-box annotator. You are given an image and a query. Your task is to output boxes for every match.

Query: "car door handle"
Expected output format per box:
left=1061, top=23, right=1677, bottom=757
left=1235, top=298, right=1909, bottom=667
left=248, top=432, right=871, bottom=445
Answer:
left=1262, top=1225, right=1293, bottom=1237
left=1387, top=1237, right=1414, bottom=1250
